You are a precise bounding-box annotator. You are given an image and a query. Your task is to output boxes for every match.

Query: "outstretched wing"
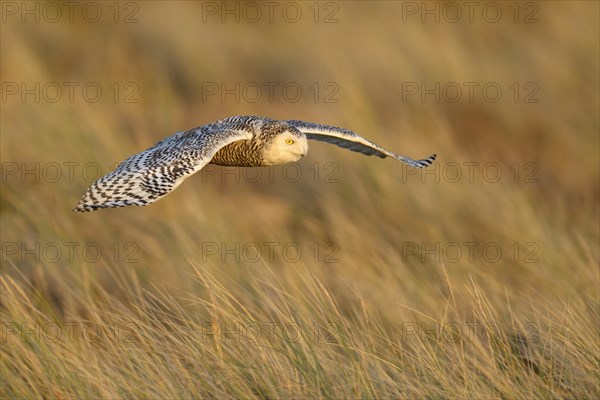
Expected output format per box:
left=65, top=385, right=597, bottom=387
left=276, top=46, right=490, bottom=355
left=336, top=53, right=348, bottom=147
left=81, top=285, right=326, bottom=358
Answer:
left=73, top=125, right=252, bottom=212
left=285, top=120, right=436, bottom=168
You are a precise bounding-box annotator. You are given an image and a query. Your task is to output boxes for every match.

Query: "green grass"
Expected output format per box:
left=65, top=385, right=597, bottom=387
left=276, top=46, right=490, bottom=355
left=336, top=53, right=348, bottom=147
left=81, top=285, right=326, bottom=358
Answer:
left=1, top=1, right=599, bottom=398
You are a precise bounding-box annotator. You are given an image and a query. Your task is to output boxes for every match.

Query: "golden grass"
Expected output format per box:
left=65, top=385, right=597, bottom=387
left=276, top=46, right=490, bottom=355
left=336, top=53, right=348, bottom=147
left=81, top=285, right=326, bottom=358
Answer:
left=1, top=1, right=599, bottom=398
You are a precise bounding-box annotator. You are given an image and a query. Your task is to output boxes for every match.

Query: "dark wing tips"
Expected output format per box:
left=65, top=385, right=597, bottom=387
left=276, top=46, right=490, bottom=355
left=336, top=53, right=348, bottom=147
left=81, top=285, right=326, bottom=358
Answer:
left=72, top=196, right=107, bottom=213
left=72, top=191, right=97, bottom=213
left=72, top=202, right=144, bottom=213
left=73, top=204, right=105, bottom=213
left=419, top=153, right=437, bottom=167
left=72, top=204, right=90, bottom=213
left=404, top=153, right=436, bottom=168
left=72, top=195, right=150, bottom=212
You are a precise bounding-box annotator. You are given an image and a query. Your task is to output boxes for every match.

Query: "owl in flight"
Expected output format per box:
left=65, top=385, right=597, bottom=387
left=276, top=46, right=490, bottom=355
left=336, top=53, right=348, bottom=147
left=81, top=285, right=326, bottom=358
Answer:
left=73, top=116, right=436, bottom=212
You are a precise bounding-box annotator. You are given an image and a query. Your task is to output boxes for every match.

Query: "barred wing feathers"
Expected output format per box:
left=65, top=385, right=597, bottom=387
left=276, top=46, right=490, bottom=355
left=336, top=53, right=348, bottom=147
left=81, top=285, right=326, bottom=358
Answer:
left=73, top=126, right=251, bottom=212
left=285, top=120, right=436, bottom=168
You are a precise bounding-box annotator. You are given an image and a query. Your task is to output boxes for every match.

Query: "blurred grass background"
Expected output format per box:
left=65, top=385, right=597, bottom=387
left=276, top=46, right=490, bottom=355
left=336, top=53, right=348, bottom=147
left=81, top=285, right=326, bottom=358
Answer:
left=1, top=1, right=599, bottom=398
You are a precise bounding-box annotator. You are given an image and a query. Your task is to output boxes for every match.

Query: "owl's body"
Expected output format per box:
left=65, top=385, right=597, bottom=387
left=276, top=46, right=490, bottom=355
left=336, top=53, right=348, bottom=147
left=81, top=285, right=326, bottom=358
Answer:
left=208, top=116, right=307, bottom=166
left=73, top=116, right=435, bottom=212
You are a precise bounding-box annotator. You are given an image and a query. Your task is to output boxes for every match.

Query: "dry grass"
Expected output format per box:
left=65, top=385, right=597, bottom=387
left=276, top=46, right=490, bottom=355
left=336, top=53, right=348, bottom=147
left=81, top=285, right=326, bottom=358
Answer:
left=1, top=1, right=599, bottom=398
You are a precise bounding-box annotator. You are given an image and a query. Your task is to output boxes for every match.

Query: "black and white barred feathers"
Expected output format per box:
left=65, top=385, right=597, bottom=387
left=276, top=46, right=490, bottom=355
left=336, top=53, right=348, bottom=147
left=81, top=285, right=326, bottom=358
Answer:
left=73, top=116, right=436, bottom=212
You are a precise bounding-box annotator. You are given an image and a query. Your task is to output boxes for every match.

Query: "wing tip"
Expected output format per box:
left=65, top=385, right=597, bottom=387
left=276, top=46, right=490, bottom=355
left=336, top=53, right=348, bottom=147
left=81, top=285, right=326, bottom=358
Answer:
left=72, top=202, right=94, bottom=213
left=73, top=198, right=154, bottom=213
left=411, top=153, right=437, bottom=168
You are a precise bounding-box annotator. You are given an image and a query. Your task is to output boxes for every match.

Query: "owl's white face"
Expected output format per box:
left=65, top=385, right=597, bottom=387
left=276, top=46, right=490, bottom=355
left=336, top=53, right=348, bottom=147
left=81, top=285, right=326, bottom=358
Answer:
left=262, top=131, right=308, bottom=166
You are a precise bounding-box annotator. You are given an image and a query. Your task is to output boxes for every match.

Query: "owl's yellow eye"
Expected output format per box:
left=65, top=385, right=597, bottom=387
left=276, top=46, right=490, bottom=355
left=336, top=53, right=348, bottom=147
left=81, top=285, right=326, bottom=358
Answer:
left=285, top=139, right=294, bottom=145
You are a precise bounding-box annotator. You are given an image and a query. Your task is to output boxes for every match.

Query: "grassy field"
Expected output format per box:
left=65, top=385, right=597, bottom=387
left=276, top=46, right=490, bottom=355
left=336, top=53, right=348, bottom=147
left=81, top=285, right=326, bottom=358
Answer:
left=1, top=1, right=599, bottom=398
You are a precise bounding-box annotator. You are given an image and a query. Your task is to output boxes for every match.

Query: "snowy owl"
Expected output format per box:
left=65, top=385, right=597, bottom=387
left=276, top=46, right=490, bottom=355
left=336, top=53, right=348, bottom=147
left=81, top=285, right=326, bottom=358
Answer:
left=73, top=116, right=436, bottom=212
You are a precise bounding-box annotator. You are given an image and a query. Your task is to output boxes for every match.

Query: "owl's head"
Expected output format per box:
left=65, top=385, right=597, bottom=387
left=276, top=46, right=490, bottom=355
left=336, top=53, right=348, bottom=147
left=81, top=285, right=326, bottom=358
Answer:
left=261, top=126, right=308, bottom=166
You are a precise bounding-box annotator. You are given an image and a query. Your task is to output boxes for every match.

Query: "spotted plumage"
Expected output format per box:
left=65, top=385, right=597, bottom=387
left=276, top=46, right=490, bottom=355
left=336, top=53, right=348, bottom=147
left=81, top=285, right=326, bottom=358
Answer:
left=73, top=116, right=436, bottom=212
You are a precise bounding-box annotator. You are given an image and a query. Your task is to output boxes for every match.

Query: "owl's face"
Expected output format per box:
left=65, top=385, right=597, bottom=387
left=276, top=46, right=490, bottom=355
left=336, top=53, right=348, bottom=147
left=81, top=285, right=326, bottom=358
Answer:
left=261, top=129, right=308, bottom=166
